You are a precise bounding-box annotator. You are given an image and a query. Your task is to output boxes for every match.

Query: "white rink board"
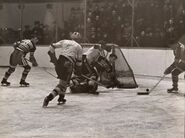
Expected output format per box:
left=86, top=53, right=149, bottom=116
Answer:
left=0, top=46, right=183, bottom=78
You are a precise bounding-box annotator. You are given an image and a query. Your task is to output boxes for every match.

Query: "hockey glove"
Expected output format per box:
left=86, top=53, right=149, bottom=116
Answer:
left=164, top=62, right=176, bottom=75
left=48, top=51, right=57, bottom=65
left=29, top=55, right=38, bottom=67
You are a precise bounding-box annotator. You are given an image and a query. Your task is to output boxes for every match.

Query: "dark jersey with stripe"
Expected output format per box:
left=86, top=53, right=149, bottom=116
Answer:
left=14, top=39, right=36, bottom=53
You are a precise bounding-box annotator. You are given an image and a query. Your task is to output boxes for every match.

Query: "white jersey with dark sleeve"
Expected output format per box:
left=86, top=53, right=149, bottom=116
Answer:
left=84, top=46, right=107, bottom=65
left=51, top=40, right=83, bottom=62
left=84, top=47, right=101, bottom=64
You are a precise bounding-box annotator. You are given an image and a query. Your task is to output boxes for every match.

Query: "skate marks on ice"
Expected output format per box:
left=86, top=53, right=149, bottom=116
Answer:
left=0, top=67, right=184, bottom=138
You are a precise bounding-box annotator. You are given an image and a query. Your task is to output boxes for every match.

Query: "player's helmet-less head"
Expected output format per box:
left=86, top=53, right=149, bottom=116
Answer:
left=99, top=40, right=112, bottom=52
left=31, top=36, right=39, bottom=44
left=70, top=32, right=81, bottom=40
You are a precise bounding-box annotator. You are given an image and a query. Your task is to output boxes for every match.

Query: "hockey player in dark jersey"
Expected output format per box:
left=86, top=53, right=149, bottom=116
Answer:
left=69, top=54, right=99, bottom=95
left=164, top=35, right=185, bottom=93
left=1, top=37, right=38, bottom=86
left=69, top=40, right=117, bottom=94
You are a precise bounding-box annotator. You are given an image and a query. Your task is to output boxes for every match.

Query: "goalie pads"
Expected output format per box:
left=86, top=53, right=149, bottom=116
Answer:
left=48, top=51, right=57, bottom=65
left=93, top=56, right=112, bottom=73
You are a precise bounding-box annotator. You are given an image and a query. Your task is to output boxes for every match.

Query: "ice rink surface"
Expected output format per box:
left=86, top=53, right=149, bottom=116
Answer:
left=0, top=67, right=184, bottom=138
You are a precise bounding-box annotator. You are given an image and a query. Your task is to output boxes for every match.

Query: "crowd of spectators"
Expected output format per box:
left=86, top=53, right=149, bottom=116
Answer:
left=84, top=0, right=185, bottom=47
left=0, top=0, right=184, bottom=47
left=0, top=21, right=70, bottom=45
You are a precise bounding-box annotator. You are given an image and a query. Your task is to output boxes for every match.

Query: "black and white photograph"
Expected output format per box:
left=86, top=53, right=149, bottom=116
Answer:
left=0, top=0, right=184, bottom=137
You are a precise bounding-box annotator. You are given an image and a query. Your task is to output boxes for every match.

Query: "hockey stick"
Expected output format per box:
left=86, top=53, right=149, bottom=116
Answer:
left=137, top=74, right=166, bottom=95
left=81, top=74, right=108, bottom=88
left=42, top=67, right=58, bottom=78
left=25, top=58, right=58, bottom=78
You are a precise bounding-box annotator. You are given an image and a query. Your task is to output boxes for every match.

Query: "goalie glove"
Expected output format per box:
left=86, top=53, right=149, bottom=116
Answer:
left=48, top=51, right=57, bottom=65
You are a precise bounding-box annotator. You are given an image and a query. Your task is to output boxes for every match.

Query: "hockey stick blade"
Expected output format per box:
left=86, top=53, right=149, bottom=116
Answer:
left=137, top=91, right=150, bottom=95
left=137, top=74, right=166, bottom=95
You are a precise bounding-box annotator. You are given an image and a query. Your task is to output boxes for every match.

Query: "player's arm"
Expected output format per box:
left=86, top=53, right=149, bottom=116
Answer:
left=74, top=47, right=83, bottom=76
left=174, top=45, right=181, bottom=64
left=29, top=45, right=38, bottom=66
left=164, top=45, right=181, bottom=75
left=48, top=44, right=57, bottom=65
left=49, top=41, right=63, bottom=53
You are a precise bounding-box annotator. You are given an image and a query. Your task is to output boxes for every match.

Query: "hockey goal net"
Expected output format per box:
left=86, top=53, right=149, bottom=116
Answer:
left=81, top=43, right=138, bottom=88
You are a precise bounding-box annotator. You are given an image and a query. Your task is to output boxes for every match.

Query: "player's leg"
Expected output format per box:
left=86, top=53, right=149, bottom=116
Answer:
left=43, top=56, right=73, bottom=107
left=168, top=62, right=185, bottom=93
left=1, top=66, right=16, bottom=86
left=20, top=57, right=31, bottom=86
left=1, top=51, right=19, bottom=86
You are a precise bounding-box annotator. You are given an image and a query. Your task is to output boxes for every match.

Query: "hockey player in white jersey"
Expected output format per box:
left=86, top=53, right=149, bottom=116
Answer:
left=42, top=32, right=83, bottom=107
left=84, top=40, right=112, bottom=73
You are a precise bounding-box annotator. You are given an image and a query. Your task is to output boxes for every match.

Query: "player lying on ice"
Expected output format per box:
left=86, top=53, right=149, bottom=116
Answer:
left=69, top=41, right=120, bottom=95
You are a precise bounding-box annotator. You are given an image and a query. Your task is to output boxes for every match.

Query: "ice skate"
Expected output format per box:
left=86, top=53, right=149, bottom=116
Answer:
left=57, top=98, right=66, bottom=105
left=1, top=78, right=10, bottom=86
left=57, top=99, right=66, bottom=105
left=20, top=80, right=29, bottom=87
left=57, top=95, right=66, bottom=105
left=57, top=94, right=66, bottom=105
left=167, top=87, right=178, bottom=93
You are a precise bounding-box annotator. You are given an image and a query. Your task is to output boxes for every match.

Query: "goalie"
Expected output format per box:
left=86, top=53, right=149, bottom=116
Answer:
left=69, top=54, right=99, bottom=95
left=69, top=41, right=119, bottom=94
left=1, top=36, right=38, bottom=86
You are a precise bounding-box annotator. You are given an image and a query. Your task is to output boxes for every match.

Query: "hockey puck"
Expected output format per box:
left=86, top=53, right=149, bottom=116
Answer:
left=146, top=88, right=149, bottom=92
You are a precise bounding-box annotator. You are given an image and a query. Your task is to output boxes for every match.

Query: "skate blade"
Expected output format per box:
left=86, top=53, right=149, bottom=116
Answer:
left=137, top=92, right=150, bottom=95
left=20, top=85, right=29, bottom=87
left=167, top=91, right=179, bottom=93
left=57, top=102, right=66, bottom=105
left=1, top=84, right=10, bottom=86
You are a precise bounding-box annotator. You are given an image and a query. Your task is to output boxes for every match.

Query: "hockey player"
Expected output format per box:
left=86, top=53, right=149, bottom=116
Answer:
left=42, top=32, right=83, bottom=107
left=164, top=36, right=185, bottom=93
left=69, top=40, right=114, bottom=94
left=69, top=54, right=99, bottom=95
left=84, top=40, right=112, bottom=74
left=105, top=53, right=121, bottom=88
left=1, top=37, right=38, bottom=86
